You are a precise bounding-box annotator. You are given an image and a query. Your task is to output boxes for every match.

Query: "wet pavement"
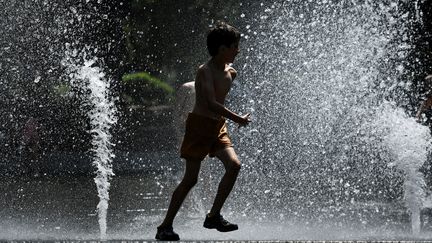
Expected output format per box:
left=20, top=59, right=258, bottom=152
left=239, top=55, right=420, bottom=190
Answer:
left=0, top=174, right=167, bottom=240
left=2, top=171, right=432, bottom=241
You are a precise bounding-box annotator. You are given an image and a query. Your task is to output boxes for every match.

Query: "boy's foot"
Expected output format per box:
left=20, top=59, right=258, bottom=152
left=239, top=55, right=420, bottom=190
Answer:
left=155, top=226, right=180, bottom=241
left=203, top=213, right=238, bottom=232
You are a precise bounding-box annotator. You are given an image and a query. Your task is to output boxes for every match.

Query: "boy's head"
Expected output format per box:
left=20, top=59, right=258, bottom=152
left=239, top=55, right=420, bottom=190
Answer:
left=207, top=21, right=241, bottom=57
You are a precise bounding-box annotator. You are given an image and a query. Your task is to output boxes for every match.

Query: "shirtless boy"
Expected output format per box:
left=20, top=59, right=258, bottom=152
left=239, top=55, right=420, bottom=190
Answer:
left=156, top=22, right=251, bottom=241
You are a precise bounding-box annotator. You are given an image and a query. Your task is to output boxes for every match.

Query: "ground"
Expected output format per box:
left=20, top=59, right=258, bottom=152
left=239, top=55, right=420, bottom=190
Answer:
left=3, top=171, right=432, bottom=241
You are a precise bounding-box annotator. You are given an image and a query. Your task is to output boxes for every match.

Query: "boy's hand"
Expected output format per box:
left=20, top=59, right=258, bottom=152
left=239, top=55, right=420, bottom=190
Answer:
left=238, top=113, right=251, bottom=128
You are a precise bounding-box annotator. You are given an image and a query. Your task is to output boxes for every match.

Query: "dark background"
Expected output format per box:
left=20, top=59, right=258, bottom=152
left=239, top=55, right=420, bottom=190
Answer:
left=1, top=0, right=432, bottom=176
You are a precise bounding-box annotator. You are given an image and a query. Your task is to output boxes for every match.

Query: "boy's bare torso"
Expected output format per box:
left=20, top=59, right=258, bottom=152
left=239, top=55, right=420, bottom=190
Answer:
left=192, top=62, right=236, bottom=120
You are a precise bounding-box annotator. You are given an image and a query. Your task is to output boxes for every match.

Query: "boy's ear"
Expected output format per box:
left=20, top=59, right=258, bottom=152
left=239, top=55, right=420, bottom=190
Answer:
left=219, top=45, right=227, bottom=53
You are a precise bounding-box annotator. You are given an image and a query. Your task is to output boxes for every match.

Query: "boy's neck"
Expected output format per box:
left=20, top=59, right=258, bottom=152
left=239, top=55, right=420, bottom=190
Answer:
left=209, top=57, right=226, bottom=71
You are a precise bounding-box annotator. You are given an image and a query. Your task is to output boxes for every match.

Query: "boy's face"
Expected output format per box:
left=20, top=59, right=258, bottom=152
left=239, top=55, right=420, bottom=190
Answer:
left=222, top=41, right=240, bottom=63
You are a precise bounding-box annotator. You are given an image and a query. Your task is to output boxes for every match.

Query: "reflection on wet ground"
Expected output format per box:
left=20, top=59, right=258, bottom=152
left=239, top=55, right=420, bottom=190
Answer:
left=2, top=173, right=432, bottom=241
left=0, top=174, right=165, bottom=240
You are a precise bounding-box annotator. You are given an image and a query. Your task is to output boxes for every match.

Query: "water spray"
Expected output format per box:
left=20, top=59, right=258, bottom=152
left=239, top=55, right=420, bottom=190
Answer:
left=63, top=50, right=117, bottom=239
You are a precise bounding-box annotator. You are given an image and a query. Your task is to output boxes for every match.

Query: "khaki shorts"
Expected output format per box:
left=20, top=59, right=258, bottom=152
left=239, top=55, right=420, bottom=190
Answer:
left=180, top=113, right=233, bottom=161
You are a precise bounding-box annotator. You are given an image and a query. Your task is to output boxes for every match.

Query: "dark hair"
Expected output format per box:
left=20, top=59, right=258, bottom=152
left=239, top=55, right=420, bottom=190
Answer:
left=207, top=22, right=240, bottom=57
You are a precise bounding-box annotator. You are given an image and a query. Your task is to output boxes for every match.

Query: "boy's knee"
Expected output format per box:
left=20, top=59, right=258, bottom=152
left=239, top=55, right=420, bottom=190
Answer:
left=227, top=159, right=241, bottom=173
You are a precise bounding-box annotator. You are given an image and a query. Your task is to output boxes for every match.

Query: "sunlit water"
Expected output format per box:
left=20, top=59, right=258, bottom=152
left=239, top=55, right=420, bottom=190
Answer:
left=375, top=103, right=432, bottom=234
left=227, top=0, right=431, bottom=235
left=1, top=0, right=432, bottom=241
left=63, top=52, right=118, bottom=239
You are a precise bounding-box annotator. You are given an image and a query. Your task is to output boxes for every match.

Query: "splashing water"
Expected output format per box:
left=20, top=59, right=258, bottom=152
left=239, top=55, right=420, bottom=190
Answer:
left=63, top=52, right=117, bottom=239
left=374, top=102, right=432, bottom=234
left=1, top=0, right=119, bottom=239
left=227, top=0, right=430, bottom=233
left=1, top=0, right=431, bottom=239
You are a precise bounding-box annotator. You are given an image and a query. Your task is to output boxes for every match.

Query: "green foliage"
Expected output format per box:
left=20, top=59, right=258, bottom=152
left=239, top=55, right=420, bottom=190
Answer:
left=121, top=71, right=174, bottom=106
left=122, top=72, right=174, bottom=94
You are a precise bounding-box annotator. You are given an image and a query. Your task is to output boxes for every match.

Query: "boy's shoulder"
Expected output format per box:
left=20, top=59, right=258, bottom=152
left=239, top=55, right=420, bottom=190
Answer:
left=196, top=63, right=238, bottom=80
left=196, top=63, right=212, bottom=81
left=198, top=63, right=237, bottom=75
left=197, top=63, right=210, bottom=72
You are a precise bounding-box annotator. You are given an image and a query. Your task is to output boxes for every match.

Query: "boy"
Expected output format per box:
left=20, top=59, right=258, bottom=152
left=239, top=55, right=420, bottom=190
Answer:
left=156, top=22, right=251, bottom=241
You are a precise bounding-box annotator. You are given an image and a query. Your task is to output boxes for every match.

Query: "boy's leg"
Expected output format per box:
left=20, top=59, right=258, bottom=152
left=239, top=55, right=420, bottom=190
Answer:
left=159, top=159, right=202, bottom=227
left=209, top=147, right=241, bottom=216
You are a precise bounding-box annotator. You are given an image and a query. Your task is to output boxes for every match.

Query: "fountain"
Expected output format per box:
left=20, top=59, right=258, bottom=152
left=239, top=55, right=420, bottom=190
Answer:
left=63, top=52, right=118, bottom=239
left=1, top=0, right=432, bottom=241
left=1, top=0, right=120, bottom=240
left=227, top=0, right=432, bottom=238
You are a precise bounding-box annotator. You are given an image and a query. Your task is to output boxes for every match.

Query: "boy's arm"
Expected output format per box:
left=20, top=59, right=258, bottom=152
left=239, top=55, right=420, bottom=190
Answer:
left=197, top=67, right=249, bottom=126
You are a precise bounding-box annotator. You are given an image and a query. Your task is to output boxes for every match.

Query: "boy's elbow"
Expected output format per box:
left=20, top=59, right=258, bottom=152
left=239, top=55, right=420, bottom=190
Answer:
left=208, top=101, right=220, bottom=111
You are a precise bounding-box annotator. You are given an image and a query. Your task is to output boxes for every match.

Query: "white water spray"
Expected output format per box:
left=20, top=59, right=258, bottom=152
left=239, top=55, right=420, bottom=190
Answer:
left=231, top=0, right=431, bottom=233
left=63, top=52, right=117, bottom=239
left=375, top=102, right=432, bottom=234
